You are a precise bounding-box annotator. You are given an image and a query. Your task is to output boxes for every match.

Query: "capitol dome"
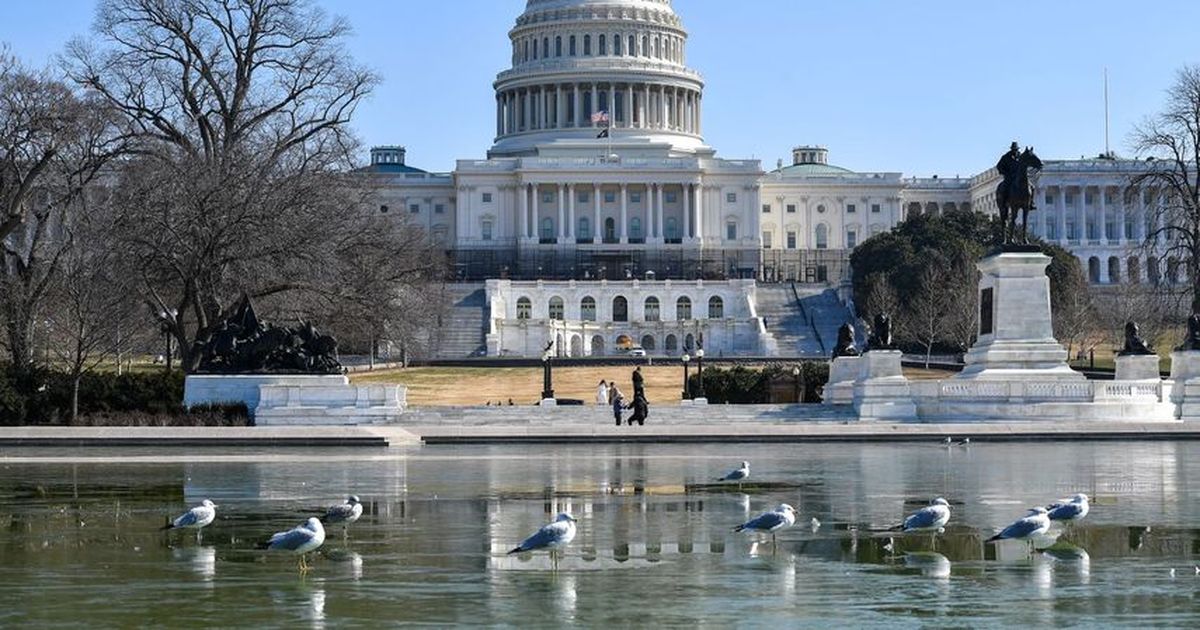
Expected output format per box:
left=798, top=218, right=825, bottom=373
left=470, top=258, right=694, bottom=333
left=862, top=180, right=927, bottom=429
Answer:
left=490, top=0, right=706, bottom=156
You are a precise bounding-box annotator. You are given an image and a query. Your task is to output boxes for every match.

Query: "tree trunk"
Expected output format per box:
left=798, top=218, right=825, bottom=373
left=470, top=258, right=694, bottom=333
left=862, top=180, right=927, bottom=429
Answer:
left=71, top=375, right=81, bottom=424
left=925, top=342, right=933, bottom=369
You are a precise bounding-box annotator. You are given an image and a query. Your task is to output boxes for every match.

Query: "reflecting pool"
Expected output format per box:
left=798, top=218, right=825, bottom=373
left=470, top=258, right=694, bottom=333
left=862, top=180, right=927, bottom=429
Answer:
left=1, top=442, right=1199, bottom=626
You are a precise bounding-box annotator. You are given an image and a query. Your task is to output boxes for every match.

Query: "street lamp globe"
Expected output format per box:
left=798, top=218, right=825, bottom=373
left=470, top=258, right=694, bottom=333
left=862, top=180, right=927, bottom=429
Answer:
left=682, top=353, right=690, bottom=363
left=792, top=366, right=800, bottom=377
left=696, top=349, right=704, bottom=359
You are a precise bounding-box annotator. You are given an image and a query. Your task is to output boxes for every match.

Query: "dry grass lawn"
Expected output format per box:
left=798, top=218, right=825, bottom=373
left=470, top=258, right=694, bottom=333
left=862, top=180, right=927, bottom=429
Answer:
left=351, top=365, right=687, bottom=407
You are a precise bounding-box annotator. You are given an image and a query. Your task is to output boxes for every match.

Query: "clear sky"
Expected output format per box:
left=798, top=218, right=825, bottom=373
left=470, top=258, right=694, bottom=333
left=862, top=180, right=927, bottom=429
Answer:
left=3, top=1, right=1198, bottom=176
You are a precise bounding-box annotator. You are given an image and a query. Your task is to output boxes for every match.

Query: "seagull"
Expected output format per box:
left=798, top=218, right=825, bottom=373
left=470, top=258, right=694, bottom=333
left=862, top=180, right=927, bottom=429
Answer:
left=717, top=461, right=750, bottom=487
left=987, top=507, right=1051, bottom=552
left=734, top=503, right=797, bottom=547
left=261, top=517, right=326, bottom=573
left=509, top=513, right=577, bottom=570
left=892, top=498, right=952, bottom=538
left=324, top=495, right=364, bottom=537
left=1046, top=493, right=1090, bottom=524
left=161, top=499, right=217, bottom=542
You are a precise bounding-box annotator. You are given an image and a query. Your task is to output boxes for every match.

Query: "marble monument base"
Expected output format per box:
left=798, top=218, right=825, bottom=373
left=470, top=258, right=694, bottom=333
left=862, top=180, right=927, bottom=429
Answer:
left=1115, top=354, right=1161, bottom=381
left=1169, top=351, right=1200, bottom=421
left=255, top=382, right=407, bottom=425
left=824, top=355, right=860, bottom=406
left=852, top=350, right=917, bottom=420
left=184, top=374, right=351, bottom=411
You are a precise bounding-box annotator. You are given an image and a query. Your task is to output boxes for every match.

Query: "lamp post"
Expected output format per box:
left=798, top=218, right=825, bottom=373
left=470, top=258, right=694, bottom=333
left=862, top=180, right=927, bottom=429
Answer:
left=695, top=346, right=706, bottom=399
left=681, top=353, right=691, bottom=400
left=792, top=365, right=801, bottom=403
left=541, top=348, right=555, bottom=401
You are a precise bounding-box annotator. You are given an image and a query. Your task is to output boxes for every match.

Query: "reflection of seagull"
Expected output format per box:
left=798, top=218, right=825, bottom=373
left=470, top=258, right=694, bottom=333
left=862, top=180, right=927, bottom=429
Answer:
left=717, top=461, right=750, bottom=485
left=161, top=499, right=217, bottom=542
left=904, top=552, right=951, bottom=579
left=1046, top=493, right=1090, bottom=523
left=325, top=495, right=364, bottom=536
left=262, top=517, right=326, bottom=573
left=987, top=507, right=1050, bottom=551
left=734, top=504, right=797, bottom=547
left=509, top=513, right=577, bottom=570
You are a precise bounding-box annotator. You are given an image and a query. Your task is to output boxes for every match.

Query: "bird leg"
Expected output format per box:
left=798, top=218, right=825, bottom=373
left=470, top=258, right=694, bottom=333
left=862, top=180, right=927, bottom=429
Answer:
left=196, top=530, right=202, bottom=544
left=299, top=554, right=310, bottom=574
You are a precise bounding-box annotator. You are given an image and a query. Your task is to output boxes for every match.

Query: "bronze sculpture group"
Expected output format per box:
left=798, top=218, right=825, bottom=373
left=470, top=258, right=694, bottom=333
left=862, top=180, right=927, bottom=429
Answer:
left=196, top=295, right=342, bottom=374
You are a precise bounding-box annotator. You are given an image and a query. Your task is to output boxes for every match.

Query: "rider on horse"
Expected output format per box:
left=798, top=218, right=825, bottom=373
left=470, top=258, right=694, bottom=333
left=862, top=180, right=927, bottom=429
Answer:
left=995, top=141, right=1042, bottom=244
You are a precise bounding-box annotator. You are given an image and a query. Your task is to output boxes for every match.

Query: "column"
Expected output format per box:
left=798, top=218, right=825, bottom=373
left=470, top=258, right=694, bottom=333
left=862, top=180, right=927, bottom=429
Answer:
left=496, top=95, right=502, bottom=137
left=607, top=84, right=616, bottom=124
left=662, top=87, right=670, bottom=129
left=1099, top=185, right=1108, bottom=245
left=1076, top=184, right=1086, bottom=243
left=683, top=183, right=692, bottom=240
left=519, top=182, right=529, bottom=240
left=1056, top=185, right=1067, bottom=245
left=556, top=84, right=564, bottom=129
left=643, top=84, right=650, bottom=129
left=656, top=183, right=665, bottom=241
left=593, top=184, right=601, bottom=244
left=590, top=83, right=598, bottom=125
left=573, top=83, right=581, bottom=128
left=558, top=184, right=566, bottom=240
left=624, top=84, right=633, bottom=129
left=1116, top=185, right=1127, bottom=244
left=523, top=89, right=530, bottom=131
left=540, top=87, right=547, bottom=130
left=568, top=184, right=576, bottom=242
left=696, top=93, right=702, bottom=135
left=675, top=90, right=683, bottom=131
left=694, top=182, right=704, bottom=243
left=1137, top=186, right=1147, bottom=242
left=619, top=184, right=628, bottom=243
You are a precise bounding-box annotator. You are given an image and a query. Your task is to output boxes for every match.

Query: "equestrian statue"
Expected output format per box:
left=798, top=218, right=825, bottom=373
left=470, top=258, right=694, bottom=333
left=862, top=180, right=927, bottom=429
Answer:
left=995, top=141, right=1044, bottom=246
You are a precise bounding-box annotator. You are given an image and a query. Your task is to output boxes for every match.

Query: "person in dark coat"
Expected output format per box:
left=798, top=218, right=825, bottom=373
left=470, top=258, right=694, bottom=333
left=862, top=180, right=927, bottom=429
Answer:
left=631, top=366, right=645, bottom=398
left=626, top=392, right=649, bottom=426
left=611, top=388, right=626, bottom=426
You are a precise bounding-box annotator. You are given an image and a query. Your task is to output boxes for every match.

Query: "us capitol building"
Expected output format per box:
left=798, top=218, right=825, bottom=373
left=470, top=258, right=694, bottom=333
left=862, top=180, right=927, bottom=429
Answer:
left=367, top=0, right=1166, bottom=358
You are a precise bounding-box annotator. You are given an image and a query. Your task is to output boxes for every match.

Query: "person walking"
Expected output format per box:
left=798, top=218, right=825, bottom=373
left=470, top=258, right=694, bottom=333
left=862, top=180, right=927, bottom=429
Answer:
left=626, top=391, right=649, bottom=426
left=596, top=380, right=609, bottom=406
left=631, top=366, right=645, bottom=398
left=611, top=387, right=626, bottom=426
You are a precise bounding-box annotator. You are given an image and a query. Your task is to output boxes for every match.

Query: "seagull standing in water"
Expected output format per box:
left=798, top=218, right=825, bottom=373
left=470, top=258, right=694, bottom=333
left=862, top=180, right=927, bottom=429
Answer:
left=891, top=498, right=951, bottom=548
left=987, top=507, right=1051, bottom=552
left=734, top=503, right=797, bottom=548
left=324, top=495, right=364, bottom=537
left=509, top=513, right=577, bottom=571
left=1047, top=493, right=1090, bottom=525
left=161, top=499, right=217, bottom=543
left=262, top=517, right=326, bottom=573
left=717, top=461, right=750, bottom=487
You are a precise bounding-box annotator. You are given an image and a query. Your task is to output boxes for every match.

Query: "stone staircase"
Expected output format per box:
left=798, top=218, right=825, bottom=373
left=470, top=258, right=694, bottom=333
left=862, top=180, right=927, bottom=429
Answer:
left=433, top=283, right=488, bottom=358
left=399, top=403, right=856, bottom=426
left=755, top=283, right=852, bottom=358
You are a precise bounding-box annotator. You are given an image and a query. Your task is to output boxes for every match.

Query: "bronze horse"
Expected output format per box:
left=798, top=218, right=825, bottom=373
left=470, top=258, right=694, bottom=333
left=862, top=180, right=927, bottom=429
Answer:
left=996, top=147, right=1043, bottom=244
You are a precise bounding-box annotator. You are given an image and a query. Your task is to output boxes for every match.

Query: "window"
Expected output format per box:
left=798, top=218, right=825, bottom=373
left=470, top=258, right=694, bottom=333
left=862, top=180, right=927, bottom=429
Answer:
left=726, top=221, right=737, bottom=241
left=604, top=217, right=616, bottom=242
left=613, top=296, right=628, bottom=322
left=665, top=217, right=678, bottom=241
left=379, top=204, right=389, bottom=213
left=847, top=204, right=856, bottom=213
left=762, top=204, right=771, bottom=213
left=542, top=191, right=554, bottom=203
left=542, top=38, right=548, bottom=59
left=665, top=192, right=677, bottom=203
left=578, top=217, right=591, bottom=240
left=577, top=191, right=589, bottom=203
left=815, top=224, right=828, bottom=249
left=482, top=192, right=493, bottom=203
left=631, top=192, right=642, bottom=203
left=762, top=231, right=772, bottom=248
left=541, top=217, right=554, bottom=240
left=599, top=34, right=606, bottom=55
left=1066, top=220, right=1077, bottom=240
left=1046, top=222, right=1057, bottom=240
left=846, top=229, right=857, bottom=249
left=726, top=192, right=737, bottom=203
left=630, top=217, right=643, bottom=239
left=583, top=34, right=591, bottom=55
left=517, top=297, right=532, bottom=319
left=629, top=35, right=636, bottom=56
left=644, top=296, right=660, bottom=321
left=409, top=203, right=420, bottom=213
left=708, top=296, right=724, bottom=319
left=556, top=36, right=562, bottom=57
left=1045, top=192, right=1054, bottom=205
left=435, top=204, right=444, bottom=214
left=786, top=204, right=796, bottom=213
left=604, top=191, right=615, bottom=203
left=1064, top=193, right=1074, bottom=205
left=523, top=40, right=528, bottom=62
left=786, top=231, right=797, bottom=249
left=549, top=297, right=564, bottom=320
left=569, top=35, right=576, bottom=56
left=482, top=220, right=493, bottom=241
left=871, top=204, right=880, bottom=213
left=581, top=296, right=596, bottom=321
left=614, top=35, right=622, bottom=55
left=676, top=296, right=692, bottom=320
left=1125, top=218, right=1136, bottom=240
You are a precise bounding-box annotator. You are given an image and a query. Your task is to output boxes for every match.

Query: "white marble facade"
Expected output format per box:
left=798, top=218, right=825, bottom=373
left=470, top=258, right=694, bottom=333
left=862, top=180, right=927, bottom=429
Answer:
left=485, top=279, right=769, bottom=357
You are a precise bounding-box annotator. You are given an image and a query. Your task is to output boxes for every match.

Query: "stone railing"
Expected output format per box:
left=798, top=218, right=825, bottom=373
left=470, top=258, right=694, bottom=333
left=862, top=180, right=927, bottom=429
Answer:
left=915, top=379, right=1164, bottom=403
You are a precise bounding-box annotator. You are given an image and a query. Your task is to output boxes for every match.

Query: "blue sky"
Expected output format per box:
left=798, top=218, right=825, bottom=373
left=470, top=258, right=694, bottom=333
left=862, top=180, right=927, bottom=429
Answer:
left=3, top=1, right=1198, bottom=175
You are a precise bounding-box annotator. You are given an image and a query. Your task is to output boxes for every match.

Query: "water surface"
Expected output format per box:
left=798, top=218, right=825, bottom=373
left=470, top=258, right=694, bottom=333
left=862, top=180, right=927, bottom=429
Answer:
left=1, top=442, right=1198, bottom=627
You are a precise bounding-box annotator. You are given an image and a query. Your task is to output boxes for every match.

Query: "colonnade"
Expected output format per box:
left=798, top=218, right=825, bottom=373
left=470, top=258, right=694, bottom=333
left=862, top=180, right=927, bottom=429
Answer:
left=496, top=82, right=702, bottom=137
left=516, top=181, right=704, bottom=245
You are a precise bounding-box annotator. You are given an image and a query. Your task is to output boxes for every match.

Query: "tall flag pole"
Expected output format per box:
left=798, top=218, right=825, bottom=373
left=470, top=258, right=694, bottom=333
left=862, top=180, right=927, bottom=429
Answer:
left=592, top=109, right=612, bottom=158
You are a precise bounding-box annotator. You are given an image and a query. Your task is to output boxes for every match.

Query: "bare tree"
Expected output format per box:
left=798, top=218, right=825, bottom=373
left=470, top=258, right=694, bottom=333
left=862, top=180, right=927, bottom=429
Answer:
left=1129, top=64, right=1200, bottom=313
left=902, top=263, right=958, bottom=368
left=66, top=0, right=384, bottom=372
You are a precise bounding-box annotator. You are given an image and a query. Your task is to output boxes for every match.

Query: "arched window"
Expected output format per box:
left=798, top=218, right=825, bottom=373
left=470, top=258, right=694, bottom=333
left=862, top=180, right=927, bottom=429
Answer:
left=642, top=36, right=648, bottom=57
left=523, top=40, right=529, bottom=62
left=569, top=35, right=576, bottom=56
left=644, top=296, right=660, bottom=321
left=665, top=334, right=678, bottom=354
left=613, top=296, right=628, bottom=322
left=591, top=335, right=605, bottom=356
left=629, top=35, right=636, bottom=56
left=641, top=335, right=656, bottom=351
left=1127, top=256, right=1141, bottom=283
left=540, top=217, right=555, bottom=241
left=1149, top=258, right=1161, bottom=285
left=1168, top=257, right=1181, bottom=284
left=581, top=296, right=597, bottom=321
left=599, top=34, right=606, bottom=55
left=815, top=224, right=829, bottom=249
left=549, top=296, right=564, bottom=320
left=577, top=216, right=591, bottom=240
left=1108, top=256, right=1121, bottom=284
left=556, top=36, right=562, bottom=57
left=1087, top=256, right=1101, bottom=284
left=604, top=217, right=616, bottom=242
left=614, top=34, right=622, bottom=56
left=684, top=333, right=695, bottom=351
left=630, top=217, right=643, bottom=240
left=676, top=296, right=692, bottom=320
left=517, top=297, right=532, bottom=320
left=583, top=34, right=591, bottom=55
left=542, top=37, right=549, bottom=59
left=708, top=296, right=724, bottom=319
left=665, top=217, right=678, bottom=241
left=726, top=220, right=738, bottom=241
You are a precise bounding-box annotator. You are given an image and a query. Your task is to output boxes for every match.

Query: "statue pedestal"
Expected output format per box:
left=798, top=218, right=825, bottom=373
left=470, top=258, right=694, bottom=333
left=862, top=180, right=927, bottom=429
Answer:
left=824, top=355, right=860, bottom=405
left=1169, top=351, right=1200, bottom=421
left=539, top=398, right=558, bottom=407
left=184, top=374, right=350, bottom=412
left=852, top=350, right=917, bottom=420
left=1115, top=354, right=1161, bottom=381
left=957, top=252, right=1082, bottom=381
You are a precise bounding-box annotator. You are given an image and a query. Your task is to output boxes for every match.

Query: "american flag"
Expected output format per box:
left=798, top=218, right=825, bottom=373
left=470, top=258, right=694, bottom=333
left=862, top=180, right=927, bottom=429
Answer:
left=591, top=110, right=609, bottom=124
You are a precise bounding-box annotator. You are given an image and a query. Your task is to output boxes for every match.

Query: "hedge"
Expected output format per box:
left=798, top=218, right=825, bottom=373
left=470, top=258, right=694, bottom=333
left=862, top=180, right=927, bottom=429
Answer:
left=686, top=362, right=829, bottom=404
